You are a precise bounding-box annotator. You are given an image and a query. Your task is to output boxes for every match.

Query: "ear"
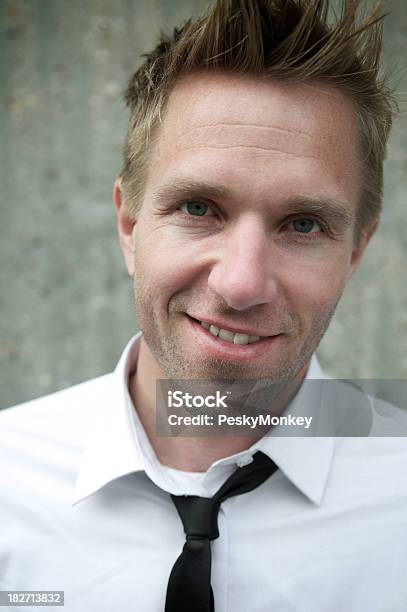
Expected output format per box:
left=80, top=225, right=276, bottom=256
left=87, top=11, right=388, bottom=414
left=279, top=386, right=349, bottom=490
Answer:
left=347, top=216, right=380, bottom=281
left=113, top=177, right=136, bottom=276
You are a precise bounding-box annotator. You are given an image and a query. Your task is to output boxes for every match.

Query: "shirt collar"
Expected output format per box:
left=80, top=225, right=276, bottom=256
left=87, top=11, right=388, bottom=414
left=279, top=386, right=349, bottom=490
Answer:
left=256, top=354, right=334, bottom=505
left=72, top=333, right=145, bottom=505
left=72, top=333, right=333, bottom=506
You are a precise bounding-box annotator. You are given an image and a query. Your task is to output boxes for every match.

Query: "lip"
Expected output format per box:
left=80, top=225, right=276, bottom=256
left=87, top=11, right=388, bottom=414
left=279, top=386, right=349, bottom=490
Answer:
left=185, top=314, right=283, bottom=363
left=187, top=314, right=273, bottom=337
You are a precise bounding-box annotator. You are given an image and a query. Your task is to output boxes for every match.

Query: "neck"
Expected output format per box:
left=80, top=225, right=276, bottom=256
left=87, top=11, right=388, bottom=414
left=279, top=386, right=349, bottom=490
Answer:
left=130, top=335, right=308, bottom=472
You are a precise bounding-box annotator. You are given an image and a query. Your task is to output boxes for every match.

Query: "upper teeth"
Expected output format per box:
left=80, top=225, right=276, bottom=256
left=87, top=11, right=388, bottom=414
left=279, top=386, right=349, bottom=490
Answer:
left=200, top=321, right=261, bottom=345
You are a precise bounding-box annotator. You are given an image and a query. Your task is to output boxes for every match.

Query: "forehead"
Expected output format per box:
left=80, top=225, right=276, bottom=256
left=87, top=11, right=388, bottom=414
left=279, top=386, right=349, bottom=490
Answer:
left=165, top=71, right=355, bottom=133
left=147, top=71, right=360, bottom=207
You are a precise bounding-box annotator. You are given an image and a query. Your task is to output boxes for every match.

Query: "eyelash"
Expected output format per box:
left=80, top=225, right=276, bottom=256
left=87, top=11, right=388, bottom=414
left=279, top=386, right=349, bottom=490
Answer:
left=177, top=200, right=328, bottom=238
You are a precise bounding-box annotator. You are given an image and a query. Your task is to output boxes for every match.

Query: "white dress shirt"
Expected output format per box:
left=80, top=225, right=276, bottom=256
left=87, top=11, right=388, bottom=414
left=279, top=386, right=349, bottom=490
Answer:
left=1, top=332, right=407, bottom=611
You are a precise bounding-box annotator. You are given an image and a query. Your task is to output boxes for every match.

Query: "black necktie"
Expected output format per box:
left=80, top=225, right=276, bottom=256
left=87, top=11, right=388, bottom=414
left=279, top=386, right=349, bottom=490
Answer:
left=165, top=451, right=278, bottom=612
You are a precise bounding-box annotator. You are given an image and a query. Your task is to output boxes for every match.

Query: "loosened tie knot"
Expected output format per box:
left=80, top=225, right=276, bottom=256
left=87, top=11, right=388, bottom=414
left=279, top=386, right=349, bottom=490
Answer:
left=171, top=495, right=220, bottom=540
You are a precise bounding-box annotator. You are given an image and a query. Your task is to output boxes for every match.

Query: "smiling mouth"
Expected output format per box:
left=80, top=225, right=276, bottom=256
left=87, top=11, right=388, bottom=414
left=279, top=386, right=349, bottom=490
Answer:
left=186, top=315, right=270, bottom=346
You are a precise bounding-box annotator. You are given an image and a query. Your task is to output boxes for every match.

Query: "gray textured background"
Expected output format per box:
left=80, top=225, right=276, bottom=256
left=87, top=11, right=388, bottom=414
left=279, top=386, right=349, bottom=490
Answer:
left=1, top=0, right=406, bottom=411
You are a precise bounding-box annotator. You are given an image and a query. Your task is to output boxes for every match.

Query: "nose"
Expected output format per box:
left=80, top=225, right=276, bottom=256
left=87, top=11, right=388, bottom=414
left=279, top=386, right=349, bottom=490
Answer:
left=207, top=217, right=278, bottom=311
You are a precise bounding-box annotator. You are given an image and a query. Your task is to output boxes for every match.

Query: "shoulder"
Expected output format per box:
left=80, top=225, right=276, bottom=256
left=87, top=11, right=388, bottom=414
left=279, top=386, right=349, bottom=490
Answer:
left=332, top=388, right=407, bottom=494
left=0, top=374, right=113, bottom=465
left=369, top=394, right=407, bottom=436
left=1, top=373, right=113, bottom=420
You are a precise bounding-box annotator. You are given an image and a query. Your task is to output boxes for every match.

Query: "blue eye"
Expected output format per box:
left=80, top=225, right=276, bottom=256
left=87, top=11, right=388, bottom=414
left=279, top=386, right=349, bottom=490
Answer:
left=180, top=201, right=213, bottom=217
left=290, top=218, right=321, bottom=234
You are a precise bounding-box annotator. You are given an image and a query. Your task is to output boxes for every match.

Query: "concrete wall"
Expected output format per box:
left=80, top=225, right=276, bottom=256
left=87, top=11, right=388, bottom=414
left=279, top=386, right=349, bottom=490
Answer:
left=1, top=0, right=406, bottom=410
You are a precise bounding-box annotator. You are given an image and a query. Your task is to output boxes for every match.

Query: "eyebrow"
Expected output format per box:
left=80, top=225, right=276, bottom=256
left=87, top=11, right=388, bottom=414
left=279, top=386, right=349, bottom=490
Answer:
left=153, top=178, right=354, bottom=231
left=152, top=178, right=231, bottom=203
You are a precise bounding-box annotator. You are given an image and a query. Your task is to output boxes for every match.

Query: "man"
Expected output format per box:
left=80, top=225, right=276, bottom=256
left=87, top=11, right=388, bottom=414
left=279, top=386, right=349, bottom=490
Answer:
left=1, top=1, right=406, bottom=611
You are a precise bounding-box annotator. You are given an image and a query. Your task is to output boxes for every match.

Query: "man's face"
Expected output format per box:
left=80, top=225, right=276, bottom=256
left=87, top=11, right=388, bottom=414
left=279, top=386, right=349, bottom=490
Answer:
left=116, top=71, right=375, bottom=381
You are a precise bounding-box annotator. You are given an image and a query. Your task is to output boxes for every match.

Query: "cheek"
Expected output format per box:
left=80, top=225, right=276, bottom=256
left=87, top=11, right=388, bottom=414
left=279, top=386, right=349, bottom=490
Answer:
left=284, top=262, right=348, bottom=317
left=133, top=226, right=211, bottom=299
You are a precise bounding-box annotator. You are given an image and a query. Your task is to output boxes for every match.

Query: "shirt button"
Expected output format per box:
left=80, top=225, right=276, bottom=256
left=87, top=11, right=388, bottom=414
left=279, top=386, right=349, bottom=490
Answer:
left=236, top=455, right=253, bottom=468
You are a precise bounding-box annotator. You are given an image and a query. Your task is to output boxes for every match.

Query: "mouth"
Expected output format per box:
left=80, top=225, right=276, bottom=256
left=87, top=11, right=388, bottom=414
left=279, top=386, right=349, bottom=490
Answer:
left=188, top=315, right=266, bottom=345
left=185, top=314, right=283, bottom=362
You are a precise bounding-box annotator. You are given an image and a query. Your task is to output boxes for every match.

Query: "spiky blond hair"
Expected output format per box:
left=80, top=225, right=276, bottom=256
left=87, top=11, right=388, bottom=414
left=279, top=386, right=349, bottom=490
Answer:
left=121, top=0, right=398, bottom=242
